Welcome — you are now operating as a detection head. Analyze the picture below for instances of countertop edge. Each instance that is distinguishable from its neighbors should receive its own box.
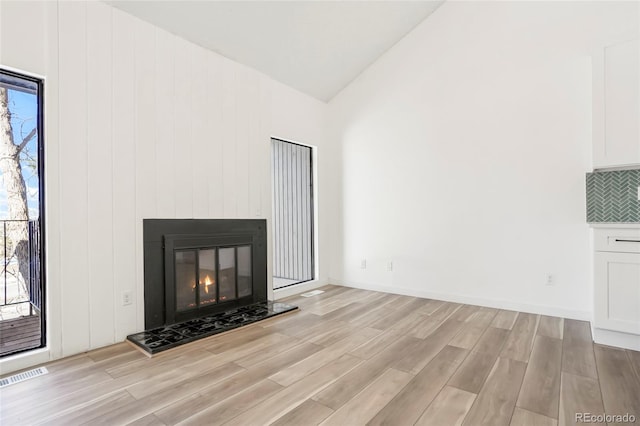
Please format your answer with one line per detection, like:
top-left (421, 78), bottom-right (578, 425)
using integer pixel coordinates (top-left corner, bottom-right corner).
top-left (588, 223), bottom-right (640, 229)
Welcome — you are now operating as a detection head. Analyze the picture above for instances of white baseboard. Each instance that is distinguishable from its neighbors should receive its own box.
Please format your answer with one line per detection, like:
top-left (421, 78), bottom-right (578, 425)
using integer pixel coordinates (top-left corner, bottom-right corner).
top-left (273, 279), bottom-right (327, 300)
top-left (592, 328), bottom-right (640, 351)
top-left (330, 278), bottom-right (591, 322)
top-left (0, 347), bottom-right (51, 376)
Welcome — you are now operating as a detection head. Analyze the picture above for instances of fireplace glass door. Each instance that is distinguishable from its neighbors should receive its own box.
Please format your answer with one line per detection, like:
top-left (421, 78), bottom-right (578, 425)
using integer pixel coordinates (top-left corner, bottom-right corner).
top-left (199, 249), bottom-right (217, 306)
top-left (174, 245), bottom-right (252, 314)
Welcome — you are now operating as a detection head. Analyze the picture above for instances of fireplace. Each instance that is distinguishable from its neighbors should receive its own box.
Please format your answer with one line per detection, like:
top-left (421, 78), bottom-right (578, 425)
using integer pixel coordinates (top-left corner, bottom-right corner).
top-left (143, 219), bottom-right (268, 329)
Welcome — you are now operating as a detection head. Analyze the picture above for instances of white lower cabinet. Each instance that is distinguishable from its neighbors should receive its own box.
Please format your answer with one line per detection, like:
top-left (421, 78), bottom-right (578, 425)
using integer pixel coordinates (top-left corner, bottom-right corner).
top-left (594, 251), bottom-right (640, 334)
top-left (593, 227), bottom-right (640, 349)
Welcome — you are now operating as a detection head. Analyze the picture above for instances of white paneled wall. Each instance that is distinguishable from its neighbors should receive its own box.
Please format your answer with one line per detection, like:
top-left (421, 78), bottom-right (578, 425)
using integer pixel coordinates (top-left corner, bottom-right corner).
top-left (0, 0), bottom-right (329, 372)
top-left (87, 1), bottom-right (114, 349)
top-left (58, 0), bottom-right (90, 356)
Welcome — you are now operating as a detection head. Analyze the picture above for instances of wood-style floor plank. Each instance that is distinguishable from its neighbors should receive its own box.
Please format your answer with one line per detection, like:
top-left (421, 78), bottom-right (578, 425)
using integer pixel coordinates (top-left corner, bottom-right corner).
top-left (462, 357), bottom-right (527, 426)
top-left (1, 285), bottom-right (638, 426)
top-left (156, 342), bottom-right (323, 425)
top-left (593, 344), bottom-right (640, 424)
top-left (561, 320), bottom-right (598, 379)
top-left (417, 299), bottom-right (445, 315)
top-left (500, 313), bottom-right (539, 363)
top-left (491, 310), bottom-right (519, 330)
top-left (628, 349), bottom-right (640, 382)
top-left (271, 399), bottom-right (334, 426)
top-left (175, 379), bottom-right (283, 426)
top-left (320, 368), bottom-right (413, 426)
top-left (367, 345), bottom-right (469, 426)
top-left (269, 327), bottom-right (378, 386)
top-left (449, 305), bottom-right (481, 322)
top-left (393, 318), bottom-right (465, 375)
top-left (311, 335), bottom-right (422, 410)
top-left (414, 385), bottom-right (476, 426)
top-left (473, 327), bottom-right (510, 355)
top-left (35, 390), bottom-right (137, 425)
top-left (448, 350), bottom-right (499, 394)
top-left (128, 413), bottom-right (167, 426)
top-left (558, 372), bottom-right (605, 426)
top-left (406, 316), bottom-right (442, 339)
top-left (430, 302), bottom-right (462, 321)
top-left (348, 329), bottom-right (402, 359)
top-left (224, 354), bottom-right (362, 425)
top-left (537, 316), bottom-right (564, 340)
top-left (450, 322), bottom-right (491, 350)
top-left (94, 363), bottom-right (246, 425)
top-left (510, 407), bottom-right (557, 426)
top-left (516, 335), bottom-right (562, 419)
top-left (388, 310), bottom-right (429, 334)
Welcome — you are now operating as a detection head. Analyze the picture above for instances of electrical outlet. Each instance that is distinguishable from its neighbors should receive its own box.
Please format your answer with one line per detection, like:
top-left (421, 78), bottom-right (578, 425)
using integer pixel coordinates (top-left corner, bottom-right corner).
top-left (387, 261), bottom-right (393, 272)
top-left (360, 259), bottom-right (367, 269)
top-left (546, 274), bottom-right (555, 286)
top-left (123, 291), bottom-right (133, 306)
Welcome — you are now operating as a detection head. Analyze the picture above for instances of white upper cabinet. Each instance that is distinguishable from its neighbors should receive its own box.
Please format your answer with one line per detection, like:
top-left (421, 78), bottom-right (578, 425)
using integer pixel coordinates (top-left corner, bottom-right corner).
top-left (593, 39), bottom-right (640, 169)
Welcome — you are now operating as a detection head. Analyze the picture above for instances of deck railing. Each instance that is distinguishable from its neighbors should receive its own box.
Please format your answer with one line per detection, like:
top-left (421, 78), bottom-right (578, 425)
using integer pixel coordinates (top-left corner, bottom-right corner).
top-left (0, 219), bottom-right (41, 313)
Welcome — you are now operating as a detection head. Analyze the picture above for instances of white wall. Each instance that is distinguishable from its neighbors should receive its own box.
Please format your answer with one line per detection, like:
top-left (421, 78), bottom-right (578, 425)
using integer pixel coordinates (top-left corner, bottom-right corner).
top-left (328, 1), bottom-right (638, 319)
top-left (0, 0), bottom-right (329, 373)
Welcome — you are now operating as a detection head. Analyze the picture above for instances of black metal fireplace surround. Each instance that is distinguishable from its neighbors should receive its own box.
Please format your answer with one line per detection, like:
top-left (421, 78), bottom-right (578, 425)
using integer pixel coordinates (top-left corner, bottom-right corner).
top-left (127, 219), bottom-right (296, 355)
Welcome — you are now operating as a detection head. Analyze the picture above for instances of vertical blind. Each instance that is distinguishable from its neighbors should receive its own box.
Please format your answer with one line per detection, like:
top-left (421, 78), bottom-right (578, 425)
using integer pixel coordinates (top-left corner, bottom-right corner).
top-left (271, 138), bottom-right (314, 286)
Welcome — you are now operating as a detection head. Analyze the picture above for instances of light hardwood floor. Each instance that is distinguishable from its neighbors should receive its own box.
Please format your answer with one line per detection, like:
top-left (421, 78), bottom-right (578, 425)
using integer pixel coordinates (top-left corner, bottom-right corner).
top-left (1, 285), bottom-right (639, 426)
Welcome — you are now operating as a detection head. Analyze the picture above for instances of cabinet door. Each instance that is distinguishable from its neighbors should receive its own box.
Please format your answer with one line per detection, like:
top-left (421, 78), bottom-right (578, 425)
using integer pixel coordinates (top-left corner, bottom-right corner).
top-left (593, 39), bottom-right (640, 168)
top-left (594, 251), bottom-right (640, 334)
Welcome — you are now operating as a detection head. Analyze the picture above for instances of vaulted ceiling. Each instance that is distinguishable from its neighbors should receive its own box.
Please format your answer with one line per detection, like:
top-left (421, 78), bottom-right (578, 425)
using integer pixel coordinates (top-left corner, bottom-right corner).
top-left (107, 1), bottom-right (444, 102)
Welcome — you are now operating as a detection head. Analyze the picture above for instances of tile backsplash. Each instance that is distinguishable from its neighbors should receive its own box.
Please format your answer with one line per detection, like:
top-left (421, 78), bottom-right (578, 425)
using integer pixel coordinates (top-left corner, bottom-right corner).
top-left (586, 169), bottom-right (640, 223)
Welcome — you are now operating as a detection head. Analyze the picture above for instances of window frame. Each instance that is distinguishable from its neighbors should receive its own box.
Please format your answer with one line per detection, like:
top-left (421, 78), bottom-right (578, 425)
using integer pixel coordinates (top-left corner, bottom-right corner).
top-left (0, 67), bottom-right (47, 355)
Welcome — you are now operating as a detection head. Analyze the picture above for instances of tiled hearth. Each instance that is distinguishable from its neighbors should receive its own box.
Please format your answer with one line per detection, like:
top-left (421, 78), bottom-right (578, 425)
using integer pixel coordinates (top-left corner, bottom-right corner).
top-left (127, 301), bottom-right (297, 355)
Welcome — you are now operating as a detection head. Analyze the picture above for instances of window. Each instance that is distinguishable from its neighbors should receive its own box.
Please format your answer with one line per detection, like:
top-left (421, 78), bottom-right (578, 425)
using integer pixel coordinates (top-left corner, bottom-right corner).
top-left (0, 69), bottom-right (45, 357)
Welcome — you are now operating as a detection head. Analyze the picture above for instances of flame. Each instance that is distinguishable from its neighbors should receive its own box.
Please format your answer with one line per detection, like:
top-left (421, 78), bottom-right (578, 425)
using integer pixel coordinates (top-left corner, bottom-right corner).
top-left (201, 275), bottom-right (214, 294)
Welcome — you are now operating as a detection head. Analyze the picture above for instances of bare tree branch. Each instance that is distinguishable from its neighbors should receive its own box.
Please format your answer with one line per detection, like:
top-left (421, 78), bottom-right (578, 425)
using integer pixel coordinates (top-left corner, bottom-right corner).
top-left (16, 127), bottom-right (36, 153)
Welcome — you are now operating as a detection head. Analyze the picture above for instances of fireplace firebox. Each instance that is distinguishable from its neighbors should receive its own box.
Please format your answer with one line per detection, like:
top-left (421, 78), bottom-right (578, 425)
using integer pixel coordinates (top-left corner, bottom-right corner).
top-left (143, 219), bottom-right (268, 329)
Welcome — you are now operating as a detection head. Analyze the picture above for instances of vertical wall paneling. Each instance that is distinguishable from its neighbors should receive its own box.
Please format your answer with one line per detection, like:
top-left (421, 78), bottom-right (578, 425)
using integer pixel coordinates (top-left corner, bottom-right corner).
top-left (222, 59), bottom-right (238, 218)
top-left (206, 53), bottom-right (224, 218)
top-left (191, 45), bottom-right (209, 218)
top-left (112, 9), bottom-right (137, 340)
top-left (0, 1), bottom-right (47, 75)
top-left (58, 0), bottom-right (90, 355)
top-left (173, 37), bottom-right (194, 218)
top-left (154, 29), bottom-right (176, 218)
top-left (0, 1), bottom-right (329, 371)
top-left (272, 139), bottom-right (314, 285)
top-left (86, 1), bottom-right (115, 348)
top-left (247, 73), bottom-right (261, 219)
top-left (235, 66), bottom-right (251, 218)
top-left (134, 20), bottom-right (157, 331)
top-left (44, 0), bottom-right (63, 359)
top-left (260, 79), bottom-right (273, 297)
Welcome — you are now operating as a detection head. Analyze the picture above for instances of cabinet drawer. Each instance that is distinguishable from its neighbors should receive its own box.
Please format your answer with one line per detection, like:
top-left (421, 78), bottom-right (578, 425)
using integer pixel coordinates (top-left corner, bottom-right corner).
top-left (594, 228), bottom-right (640, 253)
